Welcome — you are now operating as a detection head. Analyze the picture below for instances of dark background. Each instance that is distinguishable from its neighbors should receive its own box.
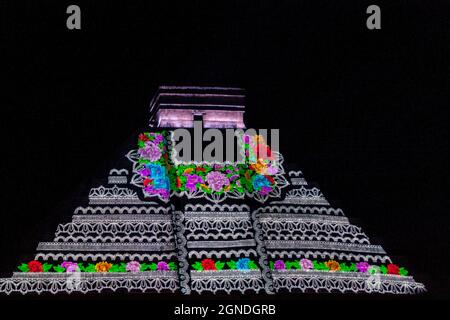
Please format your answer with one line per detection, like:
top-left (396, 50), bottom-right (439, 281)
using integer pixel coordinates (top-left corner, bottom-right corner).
top-left (0, 0), bottom-right (449, 307)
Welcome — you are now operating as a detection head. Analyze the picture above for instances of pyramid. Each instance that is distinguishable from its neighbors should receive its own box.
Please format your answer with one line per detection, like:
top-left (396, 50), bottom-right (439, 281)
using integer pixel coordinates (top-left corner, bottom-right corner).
top-left (0, 86), bottom-right (425, 295)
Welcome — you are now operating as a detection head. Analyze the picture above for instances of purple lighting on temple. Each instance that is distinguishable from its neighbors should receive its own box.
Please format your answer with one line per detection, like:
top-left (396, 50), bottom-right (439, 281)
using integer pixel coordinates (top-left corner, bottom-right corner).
top-left (149, 86), bottom-right (246, 128)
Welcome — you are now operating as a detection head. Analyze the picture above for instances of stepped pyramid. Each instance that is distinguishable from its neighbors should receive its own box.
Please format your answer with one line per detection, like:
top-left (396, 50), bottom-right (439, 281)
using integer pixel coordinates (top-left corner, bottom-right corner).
top-left (0, 86), bottom-right (425, 295)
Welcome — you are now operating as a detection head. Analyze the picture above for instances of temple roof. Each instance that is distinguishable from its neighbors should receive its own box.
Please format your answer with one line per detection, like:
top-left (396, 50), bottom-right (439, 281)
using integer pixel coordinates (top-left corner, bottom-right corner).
top-left (149, 86), bottom-right (245, 127)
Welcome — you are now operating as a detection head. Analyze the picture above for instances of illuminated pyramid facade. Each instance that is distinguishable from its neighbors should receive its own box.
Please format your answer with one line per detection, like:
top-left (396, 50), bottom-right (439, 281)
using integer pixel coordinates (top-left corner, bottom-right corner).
top-left (0, 86), bottom-right (425, 295)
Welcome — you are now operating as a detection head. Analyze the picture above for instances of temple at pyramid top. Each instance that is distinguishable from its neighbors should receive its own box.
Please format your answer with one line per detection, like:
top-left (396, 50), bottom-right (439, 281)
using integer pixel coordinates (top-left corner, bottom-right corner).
top-left (149, 86), bottom-right (246, 128)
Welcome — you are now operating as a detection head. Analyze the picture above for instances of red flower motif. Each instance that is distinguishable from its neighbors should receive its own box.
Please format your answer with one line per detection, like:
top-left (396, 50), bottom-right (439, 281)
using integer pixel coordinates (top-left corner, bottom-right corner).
top-left (139, 133), bottom-right (149, 142)
top-left (253, 145), bottom-right (273, 160)
top-left (265, 175), bottom-right (275, 184)
top-left (28, 260), bottom-right (43, 273)
top-left (176, 177), bottom-right (181, 189)
top-left (387, 264), bottom-right (400, 275)
top-left (196, 167), bottom-right (206, 172)
top-left (201, 259), bottom-right (216, 271)
top-left (143, 178), bottom-right (152, 187)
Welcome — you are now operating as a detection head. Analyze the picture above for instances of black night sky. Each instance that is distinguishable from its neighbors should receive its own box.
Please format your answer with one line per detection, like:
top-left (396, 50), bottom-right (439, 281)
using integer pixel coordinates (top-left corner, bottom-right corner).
top-left (0, 0), bottom-right (449, 311)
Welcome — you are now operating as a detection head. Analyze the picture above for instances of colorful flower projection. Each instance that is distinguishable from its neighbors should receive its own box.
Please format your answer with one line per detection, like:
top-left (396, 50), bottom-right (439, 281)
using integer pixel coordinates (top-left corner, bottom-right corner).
top-left (19, 259), bottom-right (408, 277)
top-left (137, 133), bottom-right (171, 200)
top-left (191, 258), bottom-right (259, 271)
top-left (134, 131), bottom-right (288, 202)
top-left (189, 258), bottom-right (408, 276)
top-left (269, 259), bottom-right (409, 276)
top-left (17, 260), bottom-right (177, 273)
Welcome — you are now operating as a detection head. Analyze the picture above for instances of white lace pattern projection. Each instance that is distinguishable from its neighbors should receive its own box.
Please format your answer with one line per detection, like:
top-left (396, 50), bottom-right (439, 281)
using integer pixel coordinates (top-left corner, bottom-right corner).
top-left (0, 272), bottom-right (179, 295)
top-left (271, 187), bottom-right (330, 205)
top-left (88, 185), bottom-right (155, 205)
top-left (271, 270), bottom-right (425, 294)
top-left (190, 270), bottom-right (265, 294)
top-left (0, 124), bottom-right (426, 296)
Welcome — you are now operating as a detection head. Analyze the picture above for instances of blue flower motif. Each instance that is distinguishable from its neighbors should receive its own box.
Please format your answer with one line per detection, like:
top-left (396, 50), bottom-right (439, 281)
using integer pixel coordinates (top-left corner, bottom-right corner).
top-left (236, 258), bottom-right (250, 270)
top-left (252, 174), bottom-right (270, 190)
top-left (146, 163), bottom-right (166, 179)
top-left (153, 177), bottom-right (170, 190)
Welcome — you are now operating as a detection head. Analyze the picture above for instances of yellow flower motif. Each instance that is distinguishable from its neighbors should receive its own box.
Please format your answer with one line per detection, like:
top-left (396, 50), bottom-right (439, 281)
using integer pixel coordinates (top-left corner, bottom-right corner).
top-left (200, 184), bottom-right (210, 190)
top-left (325, 260), bottom-right (340, 272)
top-left (95, 261), bottom-right (112, 273)
top-left (184, 168), bottom-right (194, 174)
top-left (224, 185), bottom-right (231, 191)
top-left (250, 158), bottom-right (268, 174)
